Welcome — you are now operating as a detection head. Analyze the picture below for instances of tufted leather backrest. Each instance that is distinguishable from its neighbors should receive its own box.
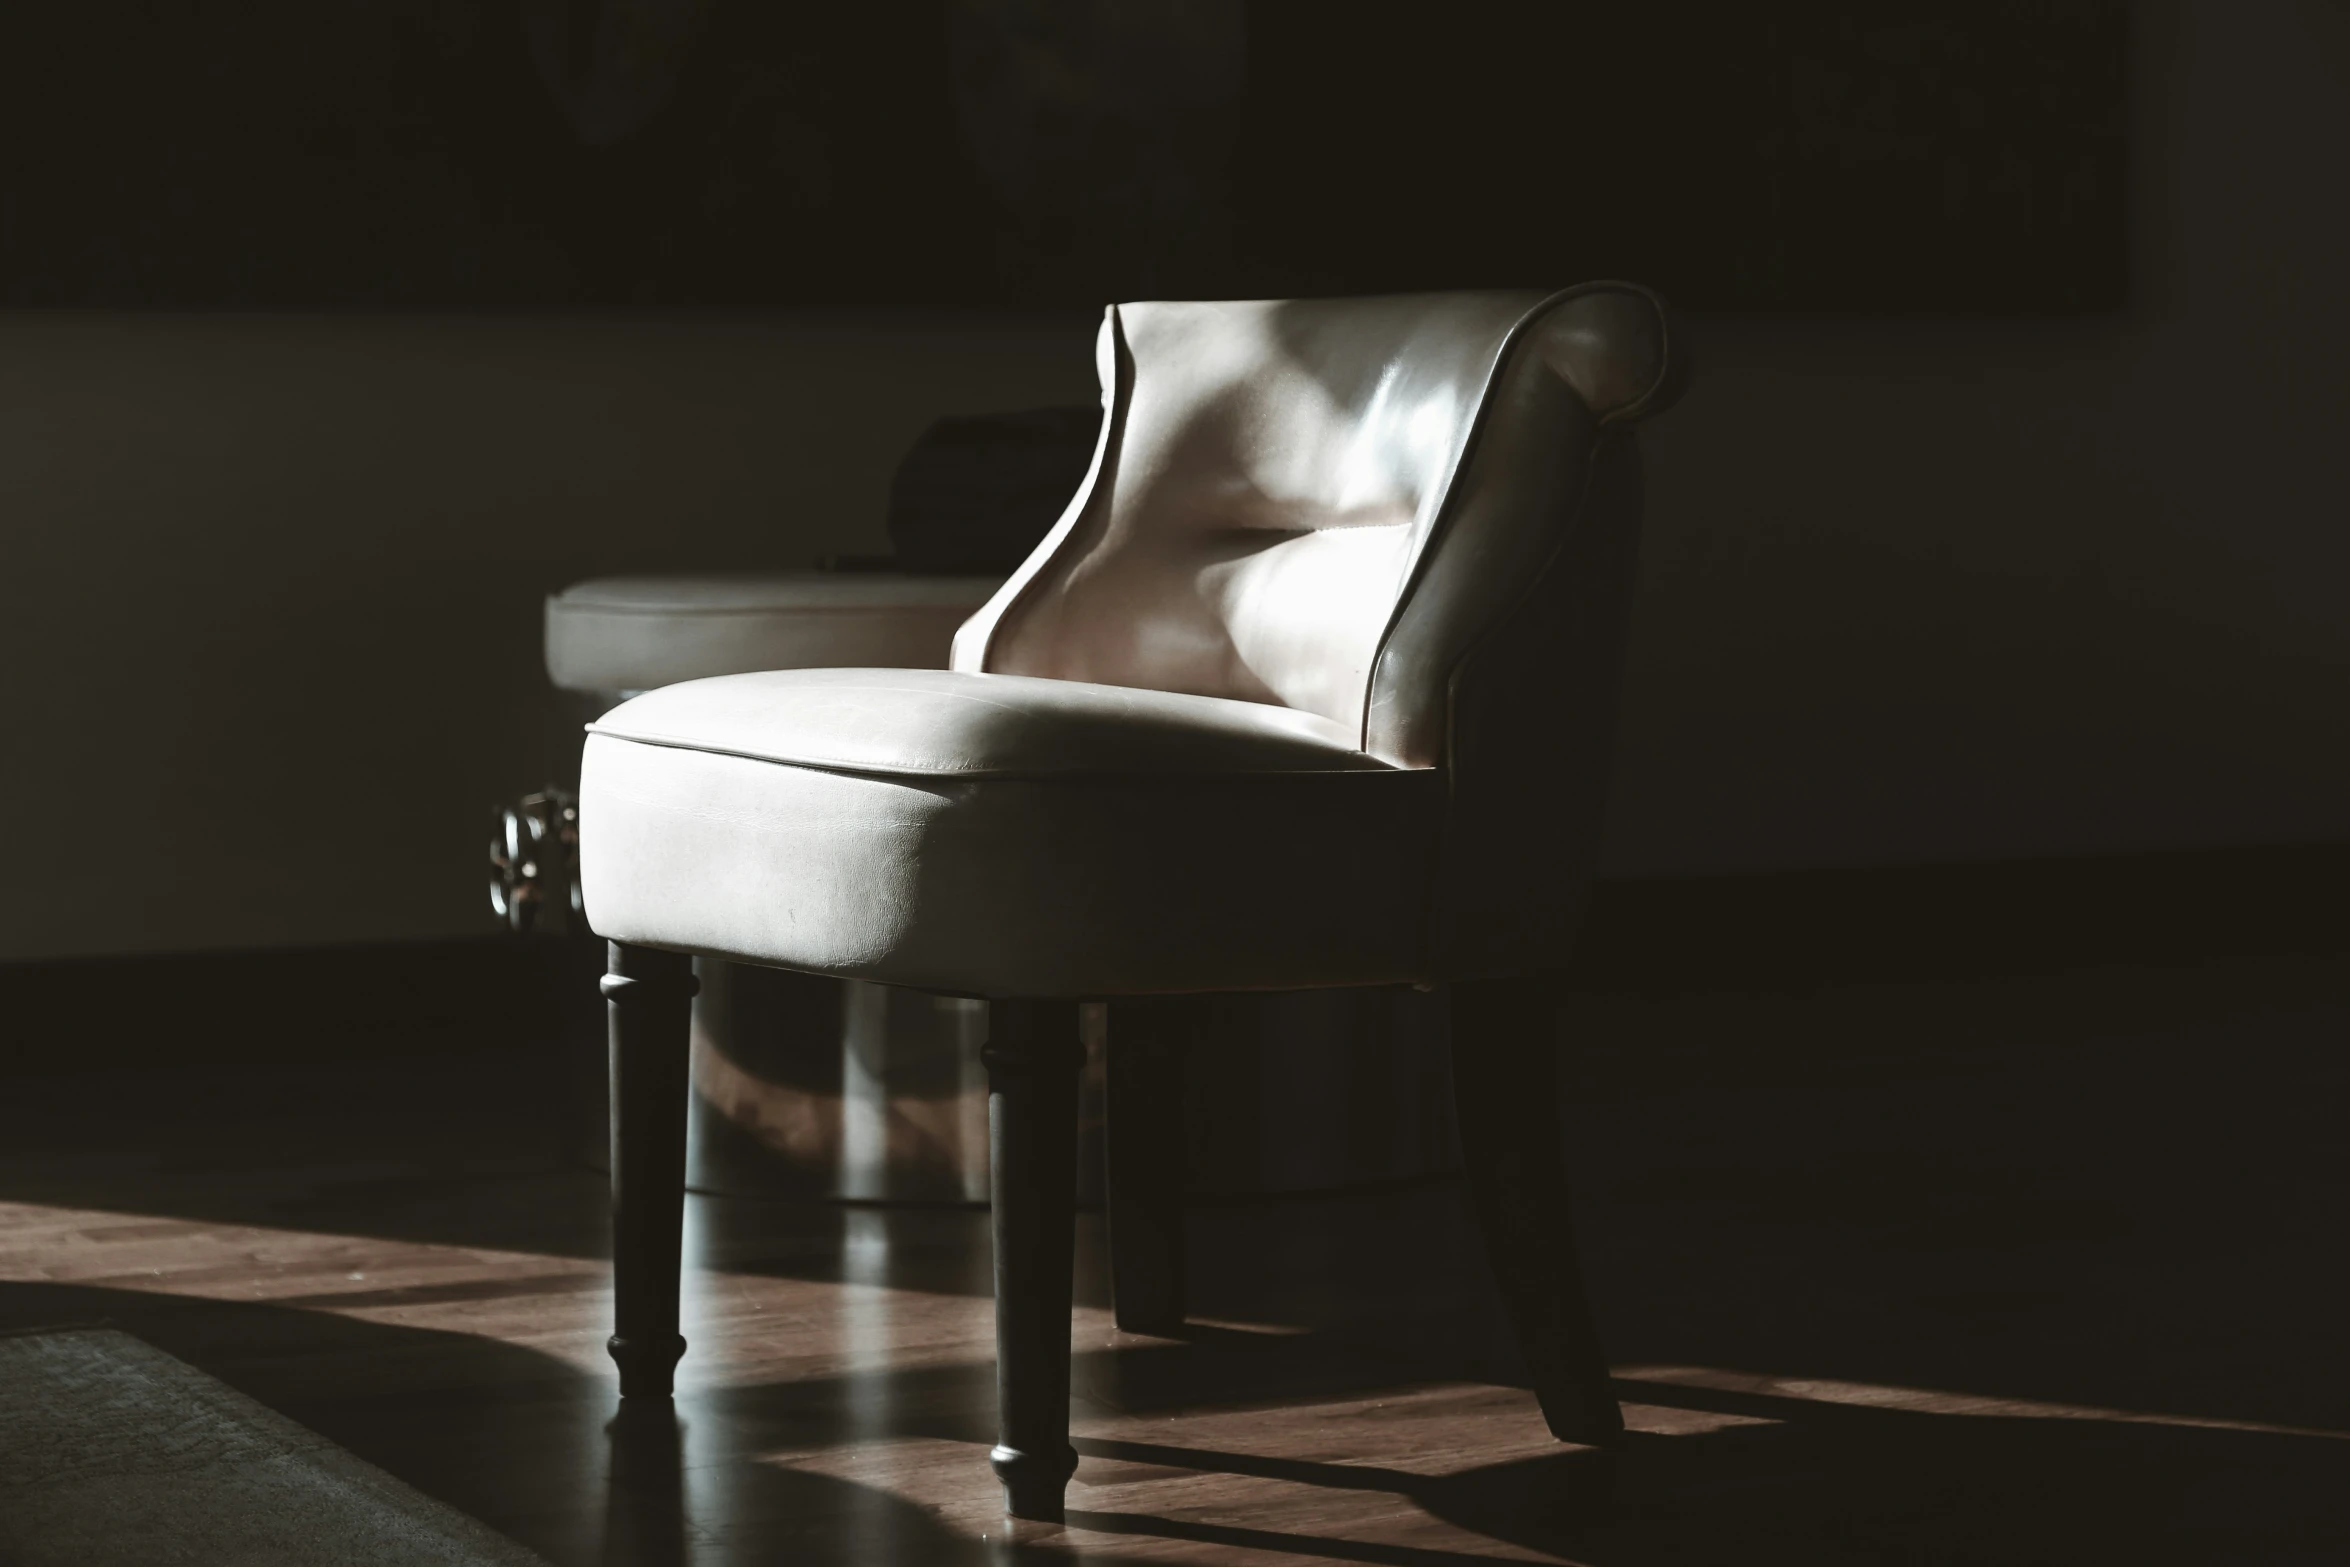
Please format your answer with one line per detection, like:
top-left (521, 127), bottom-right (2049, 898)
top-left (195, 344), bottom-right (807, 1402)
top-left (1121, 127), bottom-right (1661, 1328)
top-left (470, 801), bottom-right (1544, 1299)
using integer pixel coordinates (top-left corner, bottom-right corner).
top-left (953, 284), bottom-right (1688, 973)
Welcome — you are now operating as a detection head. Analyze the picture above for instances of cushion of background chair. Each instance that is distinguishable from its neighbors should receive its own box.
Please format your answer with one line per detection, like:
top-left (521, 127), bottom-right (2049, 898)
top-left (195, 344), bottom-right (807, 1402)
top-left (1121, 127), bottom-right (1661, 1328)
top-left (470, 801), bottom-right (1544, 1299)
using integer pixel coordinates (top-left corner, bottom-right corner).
top-left (589, 666), bottom-right (1394, 777)
top-left (544, 573), bottom-right (1000, 694)
top-left (579, 668), bottom-right (1441, 997)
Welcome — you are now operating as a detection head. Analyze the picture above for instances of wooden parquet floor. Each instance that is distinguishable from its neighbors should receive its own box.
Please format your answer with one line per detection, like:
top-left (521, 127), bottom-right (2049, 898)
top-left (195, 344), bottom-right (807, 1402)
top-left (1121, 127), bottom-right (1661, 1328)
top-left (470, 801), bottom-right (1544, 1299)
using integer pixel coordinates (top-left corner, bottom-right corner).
top-left (1, 950), bottom-right (2345, 1564)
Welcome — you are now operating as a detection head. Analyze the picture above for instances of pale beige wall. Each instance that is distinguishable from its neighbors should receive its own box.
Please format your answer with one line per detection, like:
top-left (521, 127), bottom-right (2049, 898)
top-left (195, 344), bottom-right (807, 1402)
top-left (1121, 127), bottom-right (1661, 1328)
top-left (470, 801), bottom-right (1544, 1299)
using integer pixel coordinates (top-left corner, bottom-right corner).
top-left (2, 1), bottom-right (2345, 960)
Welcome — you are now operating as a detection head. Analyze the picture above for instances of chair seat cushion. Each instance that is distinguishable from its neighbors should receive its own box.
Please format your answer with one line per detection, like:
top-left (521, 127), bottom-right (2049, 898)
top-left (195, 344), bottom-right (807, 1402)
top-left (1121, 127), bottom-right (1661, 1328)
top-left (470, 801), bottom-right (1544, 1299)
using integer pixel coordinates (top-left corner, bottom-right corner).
top-left (579, 669), bottom-right (1440, 997)
top-left (544, 573), bottom-right (1001, 694)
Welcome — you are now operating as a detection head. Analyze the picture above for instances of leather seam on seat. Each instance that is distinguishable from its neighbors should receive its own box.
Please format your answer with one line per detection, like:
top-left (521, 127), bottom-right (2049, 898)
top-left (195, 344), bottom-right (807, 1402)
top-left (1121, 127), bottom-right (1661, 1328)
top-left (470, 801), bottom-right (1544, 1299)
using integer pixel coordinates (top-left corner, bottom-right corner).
top-left (552, 605), bottom-right (981, 616)
top-left (593, 674), bottom-right (1364, 737)
top-left (583, 729), bottom-right (1417, 782)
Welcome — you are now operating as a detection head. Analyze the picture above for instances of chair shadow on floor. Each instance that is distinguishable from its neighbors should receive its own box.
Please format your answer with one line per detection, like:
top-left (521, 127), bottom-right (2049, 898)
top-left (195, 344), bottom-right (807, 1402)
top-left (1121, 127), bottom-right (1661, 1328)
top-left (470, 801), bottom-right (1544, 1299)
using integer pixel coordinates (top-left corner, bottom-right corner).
top-left (1059, 1399), bottom-right (2350, 1567)
top-left (677, 1322), bottom-right (2350, 1567)
top-left (3, 1278), bottom-right (2345, 1566)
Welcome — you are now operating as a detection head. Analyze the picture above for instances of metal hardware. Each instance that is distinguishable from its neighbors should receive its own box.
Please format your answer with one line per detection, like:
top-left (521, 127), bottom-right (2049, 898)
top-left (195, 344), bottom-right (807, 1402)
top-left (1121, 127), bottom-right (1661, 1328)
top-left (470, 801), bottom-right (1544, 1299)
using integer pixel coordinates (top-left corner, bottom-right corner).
top-left (488, 787), bottom-right (580, 935)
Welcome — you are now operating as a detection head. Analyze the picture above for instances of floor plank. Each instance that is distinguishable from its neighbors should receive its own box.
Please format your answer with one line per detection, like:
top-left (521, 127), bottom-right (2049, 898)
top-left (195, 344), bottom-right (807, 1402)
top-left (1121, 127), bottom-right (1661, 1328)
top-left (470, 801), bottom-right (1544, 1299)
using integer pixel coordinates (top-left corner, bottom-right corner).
top-left (1, 950), bottom-right (2345, 1563)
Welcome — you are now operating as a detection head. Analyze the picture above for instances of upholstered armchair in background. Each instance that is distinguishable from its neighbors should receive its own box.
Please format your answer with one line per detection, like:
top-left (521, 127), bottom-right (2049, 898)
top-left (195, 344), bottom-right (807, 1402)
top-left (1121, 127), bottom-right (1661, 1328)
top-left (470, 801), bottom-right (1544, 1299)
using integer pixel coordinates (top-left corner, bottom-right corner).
top-left (577, 283), bottom-right (1689, 1520)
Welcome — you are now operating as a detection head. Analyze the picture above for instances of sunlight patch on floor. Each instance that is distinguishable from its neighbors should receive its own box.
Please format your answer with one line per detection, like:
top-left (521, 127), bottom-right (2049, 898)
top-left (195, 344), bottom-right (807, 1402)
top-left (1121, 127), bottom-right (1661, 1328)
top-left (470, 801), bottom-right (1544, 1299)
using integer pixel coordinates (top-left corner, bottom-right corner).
top-left (1617, 1364), bottom-right (2350, 1441)
top-left (755, 1379), bottom-right (1777, 1565)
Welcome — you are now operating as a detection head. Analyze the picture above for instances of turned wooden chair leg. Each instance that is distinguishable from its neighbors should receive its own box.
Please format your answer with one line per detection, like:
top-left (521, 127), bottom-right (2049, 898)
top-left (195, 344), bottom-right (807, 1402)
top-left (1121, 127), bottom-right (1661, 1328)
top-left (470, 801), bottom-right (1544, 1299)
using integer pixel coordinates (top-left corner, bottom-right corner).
top-left (1103, 997), bottom-right (1189, 1335)
top-left (1449, 974), bottom-right (1622, 1447)
top-left (984, 998), bottom-right (1086, 1521)
top-left (604, 941), bottom-right (697, 1400)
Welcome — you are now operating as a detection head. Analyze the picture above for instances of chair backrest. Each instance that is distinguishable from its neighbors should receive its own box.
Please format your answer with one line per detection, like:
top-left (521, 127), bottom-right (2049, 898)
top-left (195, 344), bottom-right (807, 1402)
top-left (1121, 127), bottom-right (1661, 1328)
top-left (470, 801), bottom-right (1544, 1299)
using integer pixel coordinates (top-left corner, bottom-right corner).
top-left (953, 284), bottom-right (1689, 975)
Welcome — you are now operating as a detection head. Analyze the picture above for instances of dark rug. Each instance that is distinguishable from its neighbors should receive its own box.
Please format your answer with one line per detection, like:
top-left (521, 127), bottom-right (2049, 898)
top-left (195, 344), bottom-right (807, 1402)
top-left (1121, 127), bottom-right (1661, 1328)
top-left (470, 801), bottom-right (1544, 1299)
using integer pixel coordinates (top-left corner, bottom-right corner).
top-left (0, 1327), bottom-right (546, 1566)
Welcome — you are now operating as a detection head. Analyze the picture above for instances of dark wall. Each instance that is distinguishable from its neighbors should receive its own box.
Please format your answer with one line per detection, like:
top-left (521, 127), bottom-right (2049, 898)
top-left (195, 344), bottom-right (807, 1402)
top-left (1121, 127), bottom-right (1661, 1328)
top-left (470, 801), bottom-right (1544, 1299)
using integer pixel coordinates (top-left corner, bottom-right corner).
top-left (1, 1), bottom-right (2344, 960)
top-left (1, 2), bottom-right (2128, 313)
top-left (0, 314), bottom-right (1100, 960)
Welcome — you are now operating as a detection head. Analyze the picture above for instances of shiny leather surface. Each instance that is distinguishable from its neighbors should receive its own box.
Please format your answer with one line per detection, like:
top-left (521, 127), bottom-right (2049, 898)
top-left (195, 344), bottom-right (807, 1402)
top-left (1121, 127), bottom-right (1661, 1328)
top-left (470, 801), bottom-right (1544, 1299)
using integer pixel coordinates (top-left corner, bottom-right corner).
top-left (588, 667), bottom-right (1385, 779)
top-left (954, 283), bottom-right (1685, 976)
top-left (583, 284), bottom-right (1687, 992)
top-left (955, 285), bottom-right (1682, 764)
top-left (545, 573), bottom-right (1000, 693)
top-left (1371, 289), bottom-right (1676, 970)
top-left (580, 723), bottom-right (1438, 996)
top-left (956, 293), bottom-right (1533, 738)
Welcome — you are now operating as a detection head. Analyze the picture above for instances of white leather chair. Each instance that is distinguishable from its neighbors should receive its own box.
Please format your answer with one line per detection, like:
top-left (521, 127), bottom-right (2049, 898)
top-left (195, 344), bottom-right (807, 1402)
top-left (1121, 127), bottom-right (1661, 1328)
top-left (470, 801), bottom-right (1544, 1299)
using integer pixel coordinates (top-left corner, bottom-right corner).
top-left (525, 571), bottom-right (1006, 1197)
top-left (494, 572), bottom-right (1004, 936)
top-left (578, 284), bottom-right (1690, 1520)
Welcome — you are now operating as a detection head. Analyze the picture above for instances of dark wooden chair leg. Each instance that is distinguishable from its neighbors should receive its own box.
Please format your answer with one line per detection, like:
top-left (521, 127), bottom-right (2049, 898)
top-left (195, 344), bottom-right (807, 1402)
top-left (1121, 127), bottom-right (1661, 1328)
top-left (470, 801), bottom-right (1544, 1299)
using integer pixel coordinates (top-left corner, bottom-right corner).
top-left (603, 941), bottom-right (697, 1401)
top-left (1449, 974), bottom-right (1622, 1447)
top-left (983, 998), bottom-right (1086, 1521)
top-left (1103, 998), bottom-right (1189, 1335)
